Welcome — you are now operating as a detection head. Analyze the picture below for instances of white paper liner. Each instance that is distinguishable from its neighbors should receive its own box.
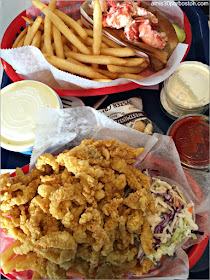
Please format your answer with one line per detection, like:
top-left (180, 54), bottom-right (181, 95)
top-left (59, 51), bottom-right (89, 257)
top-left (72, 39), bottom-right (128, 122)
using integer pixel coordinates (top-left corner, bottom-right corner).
top-left (0, 0), bottom-right (189, 89)
top-left (29, 106), bottom-right (158, 167)
top-left (0, 43), bottom-right (188, 89)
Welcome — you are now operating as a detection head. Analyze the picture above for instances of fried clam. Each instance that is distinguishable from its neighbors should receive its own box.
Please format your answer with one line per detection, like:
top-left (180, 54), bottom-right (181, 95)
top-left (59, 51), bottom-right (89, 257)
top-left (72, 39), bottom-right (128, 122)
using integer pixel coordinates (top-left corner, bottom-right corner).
top-left (1, 138), bottom-right (158, 279)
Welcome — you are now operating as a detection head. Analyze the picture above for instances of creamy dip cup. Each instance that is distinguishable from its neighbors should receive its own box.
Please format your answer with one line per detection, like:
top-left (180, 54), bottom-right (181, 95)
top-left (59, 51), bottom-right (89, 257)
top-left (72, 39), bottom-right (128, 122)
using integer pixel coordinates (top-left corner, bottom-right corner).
top-left (161, 61), bottom-right (209, 119)
top-left (1, 80), bottom-right (63, 153)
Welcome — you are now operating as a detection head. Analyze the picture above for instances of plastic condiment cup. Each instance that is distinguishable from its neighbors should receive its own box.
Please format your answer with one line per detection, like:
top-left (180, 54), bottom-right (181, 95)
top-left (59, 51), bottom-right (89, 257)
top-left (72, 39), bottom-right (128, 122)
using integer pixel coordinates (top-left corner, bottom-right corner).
top-left (167, 114), bottom-right (209, 171)
top-left (1, 80), bottom-right (63, 153)
top-left (161, 61), bottom-right (209, 119)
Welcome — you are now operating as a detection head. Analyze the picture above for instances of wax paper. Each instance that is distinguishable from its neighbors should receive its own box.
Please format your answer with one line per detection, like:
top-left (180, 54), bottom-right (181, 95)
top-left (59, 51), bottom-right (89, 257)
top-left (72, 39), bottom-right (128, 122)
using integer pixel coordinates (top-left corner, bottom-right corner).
top-left (0, 0), bottom-right (188, 89)
top-left (1, 106), bottom-right (209, 280)
top-left (29, 106), bottom-right (158, 167)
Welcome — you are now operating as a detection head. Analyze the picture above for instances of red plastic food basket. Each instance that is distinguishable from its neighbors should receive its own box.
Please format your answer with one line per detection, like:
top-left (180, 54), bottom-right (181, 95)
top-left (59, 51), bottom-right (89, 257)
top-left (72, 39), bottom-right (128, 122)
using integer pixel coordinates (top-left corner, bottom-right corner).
top-left (1, 6), bottom-right (192, 97)
top-left (1, 162), bottom-right (208, 280)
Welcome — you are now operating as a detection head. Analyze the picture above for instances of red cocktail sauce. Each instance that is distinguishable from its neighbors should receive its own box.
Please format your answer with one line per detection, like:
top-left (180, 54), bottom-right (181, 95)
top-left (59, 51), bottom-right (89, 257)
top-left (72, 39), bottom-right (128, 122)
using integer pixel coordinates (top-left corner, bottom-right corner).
top-left (168, 116), bottom-right (209, 168)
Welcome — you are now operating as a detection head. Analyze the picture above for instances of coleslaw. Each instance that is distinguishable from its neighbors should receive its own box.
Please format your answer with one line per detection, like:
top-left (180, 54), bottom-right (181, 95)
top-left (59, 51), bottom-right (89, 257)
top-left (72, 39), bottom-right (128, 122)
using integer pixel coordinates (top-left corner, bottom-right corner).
top-left (138, 173), bottom-right (202, 265)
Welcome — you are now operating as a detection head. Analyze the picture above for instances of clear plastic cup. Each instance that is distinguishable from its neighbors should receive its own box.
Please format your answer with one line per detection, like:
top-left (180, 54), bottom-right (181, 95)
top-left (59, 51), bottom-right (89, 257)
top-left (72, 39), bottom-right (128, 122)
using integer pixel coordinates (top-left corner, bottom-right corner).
top-left (161, 61), bottom-right (209, 119)
top-left (167, 114), bottom-right (209, 171)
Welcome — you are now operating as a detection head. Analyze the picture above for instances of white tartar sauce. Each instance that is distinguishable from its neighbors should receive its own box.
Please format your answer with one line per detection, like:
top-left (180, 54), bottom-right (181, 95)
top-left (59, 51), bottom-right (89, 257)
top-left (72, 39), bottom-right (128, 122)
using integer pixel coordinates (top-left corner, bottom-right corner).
top-left (1, 80), bottom-right (62, 151)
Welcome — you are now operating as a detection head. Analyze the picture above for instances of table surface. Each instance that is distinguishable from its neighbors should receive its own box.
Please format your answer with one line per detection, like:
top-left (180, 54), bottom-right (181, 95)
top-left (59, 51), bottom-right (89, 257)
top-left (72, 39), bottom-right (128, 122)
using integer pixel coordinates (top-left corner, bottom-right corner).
top-left (1, 3), bottom-right (209, 280)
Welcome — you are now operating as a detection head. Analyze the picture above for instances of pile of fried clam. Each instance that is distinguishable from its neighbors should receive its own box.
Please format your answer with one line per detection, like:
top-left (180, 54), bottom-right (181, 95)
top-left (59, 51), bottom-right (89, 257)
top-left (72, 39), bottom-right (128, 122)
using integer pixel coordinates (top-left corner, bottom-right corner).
top-left (1, 139), bottom-right (156, 279)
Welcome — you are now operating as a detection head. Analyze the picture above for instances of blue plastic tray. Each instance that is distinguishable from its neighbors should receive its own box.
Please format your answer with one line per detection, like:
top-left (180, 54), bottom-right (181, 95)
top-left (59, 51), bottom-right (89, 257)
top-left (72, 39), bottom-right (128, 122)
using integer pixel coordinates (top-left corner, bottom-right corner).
top-left (1, 5), bottom-right (209, 279)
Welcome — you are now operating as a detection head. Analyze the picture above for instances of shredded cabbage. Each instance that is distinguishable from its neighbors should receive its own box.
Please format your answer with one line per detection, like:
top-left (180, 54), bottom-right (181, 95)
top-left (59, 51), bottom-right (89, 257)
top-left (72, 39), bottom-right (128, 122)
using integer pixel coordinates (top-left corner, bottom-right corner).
top-left (143, 176), bottom-right (200, 265)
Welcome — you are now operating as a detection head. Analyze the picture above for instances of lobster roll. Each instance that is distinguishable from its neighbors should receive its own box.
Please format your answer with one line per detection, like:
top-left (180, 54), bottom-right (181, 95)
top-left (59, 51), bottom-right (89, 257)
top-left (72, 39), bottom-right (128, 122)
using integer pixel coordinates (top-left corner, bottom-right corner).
top-left (91, 0), bottom-right (179, 71)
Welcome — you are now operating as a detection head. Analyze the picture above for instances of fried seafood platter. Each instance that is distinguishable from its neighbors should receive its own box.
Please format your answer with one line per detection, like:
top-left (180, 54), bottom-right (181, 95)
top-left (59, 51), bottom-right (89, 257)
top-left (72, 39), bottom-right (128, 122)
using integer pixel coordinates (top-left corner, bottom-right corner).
top-left (1, 139), bottom-right (199, 279)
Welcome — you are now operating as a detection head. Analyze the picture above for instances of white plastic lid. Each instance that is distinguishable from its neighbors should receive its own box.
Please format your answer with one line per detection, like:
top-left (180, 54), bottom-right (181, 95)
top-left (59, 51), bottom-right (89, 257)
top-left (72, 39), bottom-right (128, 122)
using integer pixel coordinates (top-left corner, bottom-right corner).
top-left (1, 80), bottom-right (63, 151)
top-left (165, 61), bottom-right (210, 109)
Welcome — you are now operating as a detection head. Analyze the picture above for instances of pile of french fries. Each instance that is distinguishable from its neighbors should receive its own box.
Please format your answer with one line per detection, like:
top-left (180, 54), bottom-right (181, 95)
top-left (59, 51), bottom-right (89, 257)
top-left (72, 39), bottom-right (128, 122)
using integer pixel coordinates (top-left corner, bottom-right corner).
top-left (1, 240), bottom-right (41, 279)
top-left (12, 0), bottom-right (148, 82)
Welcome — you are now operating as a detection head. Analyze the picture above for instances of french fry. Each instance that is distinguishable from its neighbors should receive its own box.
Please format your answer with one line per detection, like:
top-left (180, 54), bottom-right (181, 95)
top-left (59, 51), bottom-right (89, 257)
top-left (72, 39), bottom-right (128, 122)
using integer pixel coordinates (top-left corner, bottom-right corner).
top-left (54, 9), bottom-right (87, 39)
top-left (66, 57), bottom-right (84, 66)
top-left (128, 41), bottom-right (168, 64)
top-left (124, 57), bottom-right (147, 67)
top-left (24, 16), bottom-right (43, 46)
top-left (64, 42), bottom-right (79, 53)
top-left (101, 35), bottom-right (121, 48)
top-left (84, 28), bottom-right (93, 37)
top-left (22, 16), bottom-right (34, 25)
top-left (31, 1), bottom-right (90, 55)
top-left (41, 41), bottom-right (46, 53)
top-left (138, 61), bottom-right (149, 70)
top-left (94, 79), bottom-right (113, 82)
top-left (2, 255), bottom-right (27, 274)
top-left (41, 33), bottom-right (44, 43)
top-left (77, 19), bottom-right (82, 26)
top-left (48, 0), bottom-right (57, 9)
top-left (63, 44), bottom-right (79, 53)
top-left (100, 47), bottom-right (135, 57)
top-left (64, 51), bottom-right (128, 66)
top-left (63, 44), bottom-right (71, 52)
top-left (146, 51), bottom-right (168, 65)
top-left (87, 46), bottom-right (93, 53)
top-left (52, 42), bottom-right (55, 52)
top-left (107, 63), bottom-right (148, 73)
top-left (97, 69), bottom-right (118, 79)
top-left (84, 28), bottom-right (120, 48)
top-left (61, 35), bottom-right (67, 45)
top-left (71, 45), bottom-right (79, 53)
top-left (1, 240), bottom-right (21, 266)
top-left (80, 36), bottom-right (94, 47)
top-left (93, 0), bottom-right (102, 55)
top-left (32, 271), bottom-right (41, 279)
top-left (80, 37), bottom-right (108, 49)
top-left (16, 34), bottom-right (27, 48)
top-left (52, 25), bottom-right (65, 59)
top-left (117, 73), bottom-right (145, 80)
top-left (66, 57), bottom-right (117, 79)
top-left (44, 1), bottom-right (56, 56)
top-left (69, 27), bottom-right (77, 35)
top-left (100, 43), bottom-right (112, 49)
top-left (12, 27), bottom-right (28, 48)
top-left (31, 30), bottom-right (42, 48)
top-left (44, 55), bottom-right (108, 79)
top-left (67, 56), bottom-right (97, 75)
top-left (64, 39), bottom-right (73, 50)
top-left (22, 16), bottom-right (44, 31)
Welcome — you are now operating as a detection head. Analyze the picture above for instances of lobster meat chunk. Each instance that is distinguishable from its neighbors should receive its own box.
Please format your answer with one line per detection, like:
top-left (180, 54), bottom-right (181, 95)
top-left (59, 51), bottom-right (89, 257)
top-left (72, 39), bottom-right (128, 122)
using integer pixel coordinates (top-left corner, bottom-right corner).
top-left (101, 0), bottom-right (167, 49)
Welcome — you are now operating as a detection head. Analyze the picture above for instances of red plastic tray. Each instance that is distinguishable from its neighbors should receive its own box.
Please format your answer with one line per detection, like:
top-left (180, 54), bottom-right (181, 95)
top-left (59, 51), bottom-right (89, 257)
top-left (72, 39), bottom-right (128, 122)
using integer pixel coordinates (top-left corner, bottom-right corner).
top-left (1, 6), bottom-right (192, 97)
top-left (1, 162), bottom-right (208, 279)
